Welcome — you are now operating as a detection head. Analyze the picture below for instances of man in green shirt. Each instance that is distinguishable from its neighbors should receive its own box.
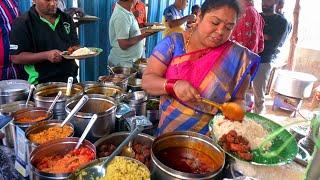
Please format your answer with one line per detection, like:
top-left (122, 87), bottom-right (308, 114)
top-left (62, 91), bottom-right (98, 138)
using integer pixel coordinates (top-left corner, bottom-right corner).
top-left (10, 0), bottom-right (79, 84)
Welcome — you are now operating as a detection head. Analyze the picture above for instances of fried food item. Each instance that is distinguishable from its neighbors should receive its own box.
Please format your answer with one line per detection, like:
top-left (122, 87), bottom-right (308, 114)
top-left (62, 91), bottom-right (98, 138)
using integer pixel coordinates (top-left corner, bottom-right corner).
top-left (219, 130), bottom-right (253, 161)
top-left (67, 46), bottom-right (79, 55)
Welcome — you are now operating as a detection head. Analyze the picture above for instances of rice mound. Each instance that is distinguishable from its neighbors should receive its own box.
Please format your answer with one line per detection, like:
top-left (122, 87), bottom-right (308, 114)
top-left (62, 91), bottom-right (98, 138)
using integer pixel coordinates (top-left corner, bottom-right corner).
top-left (213, 116), bottom-right (270, 149)
top-left (100, 156), bottom-right (150, 180)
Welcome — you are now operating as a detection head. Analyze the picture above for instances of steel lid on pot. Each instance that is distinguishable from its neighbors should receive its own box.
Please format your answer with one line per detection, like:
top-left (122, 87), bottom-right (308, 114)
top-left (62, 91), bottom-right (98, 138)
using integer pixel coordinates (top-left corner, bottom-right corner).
top-left (0, 79), bottom-right (30, 105)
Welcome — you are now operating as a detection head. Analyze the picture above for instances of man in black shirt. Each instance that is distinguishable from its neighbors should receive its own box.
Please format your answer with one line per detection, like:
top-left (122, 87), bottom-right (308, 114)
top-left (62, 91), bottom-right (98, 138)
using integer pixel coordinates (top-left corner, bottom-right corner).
top-left (10, 0), bottom-right (79, 84)
top-left (253, 0), bottom-right (289, 113)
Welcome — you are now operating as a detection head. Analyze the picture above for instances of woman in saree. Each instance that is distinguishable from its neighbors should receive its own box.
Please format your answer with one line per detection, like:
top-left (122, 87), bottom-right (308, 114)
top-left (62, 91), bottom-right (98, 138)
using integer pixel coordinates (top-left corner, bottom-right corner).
top-left (142, 0), bottom-right (260, 136)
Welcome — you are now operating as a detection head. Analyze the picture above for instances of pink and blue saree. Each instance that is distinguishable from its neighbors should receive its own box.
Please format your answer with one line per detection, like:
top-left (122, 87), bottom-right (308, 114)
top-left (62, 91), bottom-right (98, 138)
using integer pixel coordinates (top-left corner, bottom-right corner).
top-left (151, 33), bottom-right (260, 136)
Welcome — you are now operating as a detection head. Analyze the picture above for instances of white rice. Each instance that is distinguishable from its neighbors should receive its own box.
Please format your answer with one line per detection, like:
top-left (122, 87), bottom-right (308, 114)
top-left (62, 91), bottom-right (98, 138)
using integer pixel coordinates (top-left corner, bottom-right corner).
top-left (213, 116), bottom-right (270, 149)
top-left (71, 47), bottom-right (94, 56)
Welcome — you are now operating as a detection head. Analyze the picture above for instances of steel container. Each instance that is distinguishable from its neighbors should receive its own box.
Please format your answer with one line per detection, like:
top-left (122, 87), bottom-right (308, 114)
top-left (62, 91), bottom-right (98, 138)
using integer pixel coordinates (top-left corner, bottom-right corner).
top-left (29, 137), bottom-right (96, 180)
top-left (146, 98), bottom-right (160, 124)
top-left (0, 79), bottom-right (30, 105)
top-left (65, 94), bottom-right (117, 142)
top-left (128, 78), bottom-right (142, 92)
top-left (0, 100), bottom-right (35, 148)
top-left (34, 82), bottom-right (83, 120)
top-left (151, 131), bottom-right (225, 180)
top-left (124, 91), bottom-right (147, 116)
top-left (111, 66), bottom-right (137, 77)
top-left (274, 70), bottom-right (317, 98)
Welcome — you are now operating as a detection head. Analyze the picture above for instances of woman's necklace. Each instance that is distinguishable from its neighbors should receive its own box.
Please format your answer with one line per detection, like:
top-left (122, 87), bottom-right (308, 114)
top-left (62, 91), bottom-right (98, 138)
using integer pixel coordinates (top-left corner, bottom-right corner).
top-left (185, 28), bottom-right (195, 52)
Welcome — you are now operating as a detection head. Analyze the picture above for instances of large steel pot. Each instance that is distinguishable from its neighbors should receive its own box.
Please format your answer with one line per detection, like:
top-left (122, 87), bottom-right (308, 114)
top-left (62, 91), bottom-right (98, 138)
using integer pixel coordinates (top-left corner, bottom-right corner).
top-left (25, 120), bottom-right (74, 157)
top-left (0, 100), bottom-right (35, 148)
top-left (274, 70), bottom-right (317, 98)
top-left (65, 94), bottom-right (117, 142)
top-left (0, 79), bottom-right (30, 105)
top-left (29, 137), bottom-right (96, 180)
top-left (34, 82), bottom-right (83, 120)
top-left (151, 131), bottom-right (225, 180)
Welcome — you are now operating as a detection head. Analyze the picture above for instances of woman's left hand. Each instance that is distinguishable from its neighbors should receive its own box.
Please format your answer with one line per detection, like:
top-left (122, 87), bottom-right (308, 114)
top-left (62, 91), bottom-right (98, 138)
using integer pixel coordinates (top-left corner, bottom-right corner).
top-left (173, 80), bottom-right (201, 102)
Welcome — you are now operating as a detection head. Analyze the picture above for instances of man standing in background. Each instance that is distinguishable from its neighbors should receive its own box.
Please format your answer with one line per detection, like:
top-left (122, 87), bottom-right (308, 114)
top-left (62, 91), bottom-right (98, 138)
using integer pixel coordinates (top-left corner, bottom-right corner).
top-left (253, 0), bottom-right (289, 114)
top-left (231, 0), bottom-right (264, 54)
top-left (0, 0), bottom-right (21, 80)
top-left (163, 0), bottom-right (195, 37)
top-left (108, 0), bottom-right (154, 67)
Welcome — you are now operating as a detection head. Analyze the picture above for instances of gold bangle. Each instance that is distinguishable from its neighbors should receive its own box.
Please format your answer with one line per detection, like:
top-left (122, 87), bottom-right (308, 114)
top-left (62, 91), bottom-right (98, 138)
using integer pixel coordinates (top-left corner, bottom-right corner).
top-left (163, 79), bottom-right (168, 93)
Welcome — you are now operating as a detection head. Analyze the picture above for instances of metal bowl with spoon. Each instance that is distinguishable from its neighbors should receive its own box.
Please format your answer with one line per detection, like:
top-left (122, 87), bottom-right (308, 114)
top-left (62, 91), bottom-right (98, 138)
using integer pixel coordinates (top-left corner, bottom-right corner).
top-left (68, 125), bottom-right (144, 179)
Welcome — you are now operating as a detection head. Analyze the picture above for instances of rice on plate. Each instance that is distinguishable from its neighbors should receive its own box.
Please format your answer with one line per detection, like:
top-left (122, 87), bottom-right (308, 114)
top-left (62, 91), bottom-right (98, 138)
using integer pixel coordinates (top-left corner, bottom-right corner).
top-left (213, 115), bottom-right (271, 150)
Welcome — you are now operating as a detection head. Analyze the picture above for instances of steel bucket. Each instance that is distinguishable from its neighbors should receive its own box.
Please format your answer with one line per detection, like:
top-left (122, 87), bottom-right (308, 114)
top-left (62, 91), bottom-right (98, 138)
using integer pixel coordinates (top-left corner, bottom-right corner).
top-left (98, 74), bottom-right (129, 91)
top-left (65, 94), bottom-right (117, 142)
top-left (0, 79), bottom-right (30, 105)
top-left (34, 82), bottom-right (83, 120)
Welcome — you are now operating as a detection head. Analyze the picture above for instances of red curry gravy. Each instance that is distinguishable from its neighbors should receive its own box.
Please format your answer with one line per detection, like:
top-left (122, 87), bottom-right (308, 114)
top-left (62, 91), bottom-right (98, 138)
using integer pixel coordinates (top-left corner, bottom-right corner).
top-left (155, 147), bottom-right (222, 174)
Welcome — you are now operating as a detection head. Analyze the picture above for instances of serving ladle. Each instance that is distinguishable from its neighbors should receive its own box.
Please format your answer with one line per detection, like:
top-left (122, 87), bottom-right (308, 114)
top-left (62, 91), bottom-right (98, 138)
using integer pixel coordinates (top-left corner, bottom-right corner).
top-left (61, 95), bottom-right (89, 127)
top-left (201, 98), bottom-right (245, 122)
top-left (66, 77), bottom-right (73, 96)
top-left (46, 91), bottom-right (62, 114)
top-left (25, 85), bottom-right (35, 106)
top-left (69, 125), bottom-right (144, 179)
top-left (75, 114), bottom-right (98, 149)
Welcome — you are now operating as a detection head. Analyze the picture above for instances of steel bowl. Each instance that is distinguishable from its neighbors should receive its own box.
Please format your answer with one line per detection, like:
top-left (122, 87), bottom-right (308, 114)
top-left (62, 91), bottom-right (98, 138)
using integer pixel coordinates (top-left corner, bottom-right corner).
top-left (25, 120), bottom-right (74, 155)
top-left (29, 137), bottom-right (96, 180)
top-left (0, 100), bottom-right (35, 148)
top-left (0, 79), bottom-right (30, 105)
top-left (13, 107), bottom-right (53, 130)
top-left (151, 131), bottom-right (225, 180)
top-left (65, 94), bottom-right (117, 142)
top-left (84, 84), bottom-right (124, 100)
top-left (75, 81), bottom-right (101, 89)
top-left (110, 66), bottom-right (137, 77)
top-left (98, 74), bottom-right (129, 91)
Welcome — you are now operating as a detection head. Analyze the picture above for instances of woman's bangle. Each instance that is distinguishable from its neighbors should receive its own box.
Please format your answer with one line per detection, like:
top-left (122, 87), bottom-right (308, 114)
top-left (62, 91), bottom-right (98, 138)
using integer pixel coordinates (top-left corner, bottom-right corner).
top-left (165, 79), bottom-right (179, 98)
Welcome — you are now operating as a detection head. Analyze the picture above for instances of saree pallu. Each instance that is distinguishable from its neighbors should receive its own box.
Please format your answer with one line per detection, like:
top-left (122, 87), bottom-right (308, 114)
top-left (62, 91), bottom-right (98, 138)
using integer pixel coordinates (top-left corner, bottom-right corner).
top-left (156, 40), bottom-right (260, 136)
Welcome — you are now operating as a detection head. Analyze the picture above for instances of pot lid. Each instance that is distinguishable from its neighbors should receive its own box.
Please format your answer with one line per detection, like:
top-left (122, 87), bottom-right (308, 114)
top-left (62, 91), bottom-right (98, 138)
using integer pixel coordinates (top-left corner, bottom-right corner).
top-left (0, 80), bottom-right (30, 95)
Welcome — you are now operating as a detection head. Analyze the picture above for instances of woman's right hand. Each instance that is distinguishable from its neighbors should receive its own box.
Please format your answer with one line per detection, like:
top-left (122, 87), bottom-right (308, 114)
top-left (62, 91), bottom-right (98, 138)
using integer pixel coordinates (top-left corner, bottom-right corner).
top-left (173, 80), bottom-right (201, 102)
